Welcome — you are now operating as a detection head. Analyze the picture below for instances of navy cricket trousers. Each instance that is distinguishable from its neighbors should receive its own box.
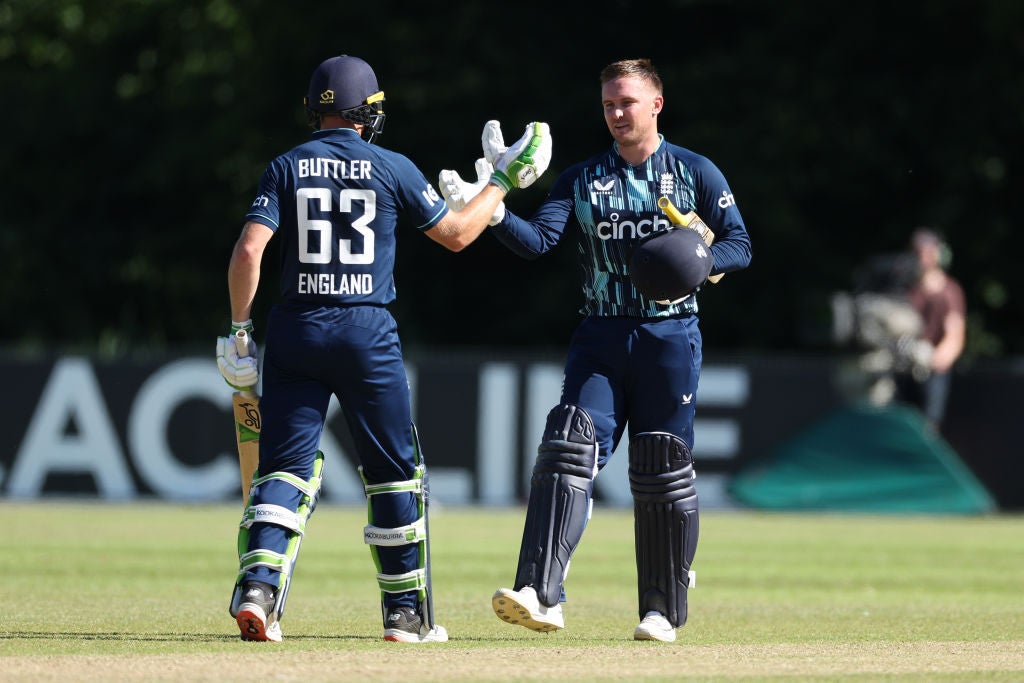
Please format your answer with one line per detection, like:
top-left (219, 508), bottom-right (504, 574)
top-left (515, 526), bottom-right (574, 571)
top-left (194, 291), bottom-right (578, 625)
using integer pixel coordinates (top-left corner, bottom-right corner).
top-left (560, 314), bottom-right (703, 469)
top-left (244, 302), bottom-right (419, 607)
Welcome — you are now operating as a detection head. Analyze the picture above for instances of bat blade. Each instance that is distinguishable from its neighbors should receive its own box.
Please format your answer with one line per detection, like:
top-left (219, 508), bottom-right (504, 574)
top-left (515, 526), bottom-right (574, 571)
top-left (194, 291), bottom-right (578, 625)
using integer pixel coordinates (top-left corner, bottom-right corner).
top-left (233, 329), bottom-right (261, 504)
top-left (233, 390), bottom-right (261, 504)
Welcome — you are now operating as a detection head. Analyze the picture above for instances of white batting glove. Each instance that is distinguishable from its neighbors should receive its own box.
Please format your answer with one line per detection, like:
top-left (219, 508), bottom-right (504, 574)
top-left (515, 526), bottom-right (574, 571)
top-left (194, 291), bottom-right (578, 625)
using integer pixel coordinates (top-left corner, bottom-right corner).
top-left (439, 158), bottom-right (506, 226)
top-left (482, 120), bottom-right (552, 192)
top-left (216, 321), bottom-right (259, 391)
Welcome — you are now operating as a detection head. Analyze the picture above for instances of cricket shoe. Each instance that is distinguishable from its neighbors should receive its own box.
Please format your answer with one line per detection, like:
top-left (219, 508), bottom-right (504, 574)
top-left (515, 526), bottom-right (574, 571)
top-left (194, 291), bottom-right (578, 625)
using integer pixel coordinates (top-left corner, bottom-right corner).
top-left (492, 586), bottom-right (564, 633)
top-left (236, 581), bottom-right (282, 642)
top-left (383, 606), bottom-right (449, 643)
top-left (633, 610), bottom-right (676, 642)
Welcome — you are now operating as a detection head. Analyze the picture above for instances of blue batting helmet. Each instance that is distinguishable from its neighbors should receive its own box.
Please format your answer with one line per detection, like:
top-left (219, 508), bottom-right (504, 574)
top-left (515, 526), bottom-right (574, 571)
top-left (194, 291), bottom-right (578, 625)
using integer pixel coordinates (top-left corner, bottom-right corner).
top-left (629, 228), bottom-right (714, 303)
top-left (304, 55), bottom-right (386, 141)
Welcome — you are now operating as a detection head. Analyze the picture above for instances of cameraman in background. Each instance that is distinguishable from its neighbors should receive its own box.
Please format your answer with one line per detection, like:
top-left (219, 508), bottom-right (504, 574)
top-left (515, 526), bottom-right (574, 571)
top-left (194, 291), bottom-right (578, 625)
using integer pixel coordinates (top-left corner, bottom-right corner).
top-left (893, 228), bottom-right (966, 430)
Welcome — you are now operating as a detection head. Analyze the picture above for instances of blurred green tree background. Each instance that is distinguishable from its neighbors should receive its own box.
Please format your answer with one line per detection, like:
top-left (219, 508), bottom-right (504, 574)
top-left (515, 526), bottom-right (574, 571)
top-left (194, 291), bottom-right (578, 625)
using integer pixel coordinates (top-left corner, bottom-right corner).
top-left (1, 0), bottom-right (1020, 358)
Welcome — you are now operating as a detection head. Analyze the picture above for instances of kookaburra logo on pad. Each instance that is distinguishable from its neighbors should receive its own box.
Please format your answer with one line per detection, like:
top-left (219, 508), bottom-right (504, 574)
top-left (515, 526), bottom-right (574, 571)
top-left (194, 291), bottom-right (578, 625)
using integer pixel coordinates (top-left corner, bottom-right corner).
top-left (320, 90), bottom-right (335, 104)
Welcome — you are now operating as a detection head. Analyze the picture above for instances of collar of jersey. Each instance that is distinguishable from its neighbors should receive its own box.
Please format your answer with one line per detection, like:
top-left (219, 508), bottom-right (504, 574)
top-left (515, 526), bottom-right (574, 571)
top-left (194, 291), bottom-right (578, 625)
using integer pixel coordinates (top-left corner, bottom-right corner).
top-left (313, 127), bottom-right (362, 139)
top-left (613, 134), bottom-right (665, 164)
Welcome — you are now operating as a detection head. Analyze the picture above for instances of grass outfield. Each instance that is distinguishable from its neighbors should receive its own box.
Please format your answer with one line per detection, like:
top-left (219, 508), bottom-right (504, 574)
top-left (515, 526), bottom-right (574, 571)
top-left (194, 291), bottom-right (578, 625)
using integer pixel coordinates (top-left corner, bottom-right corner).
top-left (1, 501), bottom-right (1022, 682)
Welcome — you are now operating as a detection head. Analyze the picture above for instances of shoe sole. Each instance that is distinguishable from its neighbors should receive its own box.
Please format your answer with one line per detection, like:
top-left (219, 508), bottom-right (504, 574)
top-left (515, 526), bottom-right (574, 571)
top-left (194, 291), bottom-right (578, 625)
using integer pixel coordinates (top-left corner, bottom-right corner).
top-left (633, 626), bottom-right (676, 643)
top-left (384, 626), bottom-right (449, 643)
top-left (236, 604), bottom-right (282, 642)
top-left (492, 591), bottom-right (563, 633)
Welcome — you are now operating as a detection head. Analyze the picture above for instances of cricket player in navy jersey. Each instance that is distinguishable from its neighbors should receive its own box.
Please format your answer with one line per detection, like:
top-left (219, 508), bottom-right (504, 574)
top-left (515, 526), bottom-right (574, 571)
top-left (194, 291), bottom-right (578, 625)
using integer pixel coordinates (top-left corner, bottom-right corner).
top-left (215, 54), bottom-right (551, 643)
top-left (441, 58), bottom-right (751, 642)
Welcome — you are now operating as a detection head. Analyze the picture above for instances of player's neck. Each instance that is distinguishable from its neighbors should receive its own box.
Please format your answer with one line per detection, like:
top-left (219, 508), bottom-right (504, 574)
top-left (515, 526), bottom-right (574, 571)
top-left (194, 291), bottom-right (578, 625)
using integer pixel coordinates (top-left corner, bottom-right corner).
top-left (615, 134), bottom-right (661, 166)
top-left (320, 115), bottom-right (360, 134)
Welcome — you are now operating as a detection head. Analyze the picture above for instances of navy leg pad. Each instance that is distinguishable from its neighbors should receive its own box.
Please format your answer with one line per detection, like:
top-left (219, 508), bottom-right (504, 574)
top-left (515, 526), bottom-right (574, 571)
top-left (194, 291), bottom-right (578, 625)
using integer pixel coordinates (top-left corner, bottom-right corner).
top-left (514, 404), bottom-right (598, 607)
top-left (629, 432), bottom-right (698, 628)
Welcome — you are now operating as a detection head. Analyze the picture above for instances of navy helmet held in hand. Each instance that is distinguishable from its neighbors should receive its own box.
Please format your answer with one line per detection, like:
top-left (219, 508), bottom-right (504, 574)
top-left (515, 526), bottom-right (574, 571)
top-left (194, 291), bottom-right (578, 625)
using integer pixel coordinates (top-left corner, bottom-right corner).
top-left (629, 228), bottom-right (714, 303)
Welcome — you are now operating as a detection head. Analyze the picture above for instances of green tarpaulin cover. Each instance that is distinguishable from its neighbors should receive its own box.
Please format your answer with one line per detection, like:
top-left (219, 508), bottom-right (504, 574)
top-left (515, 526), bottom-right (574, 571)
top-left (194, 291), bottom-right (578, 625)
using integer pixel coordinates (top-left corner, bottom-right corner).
top-left (729, 403), bottom-right (996, 513)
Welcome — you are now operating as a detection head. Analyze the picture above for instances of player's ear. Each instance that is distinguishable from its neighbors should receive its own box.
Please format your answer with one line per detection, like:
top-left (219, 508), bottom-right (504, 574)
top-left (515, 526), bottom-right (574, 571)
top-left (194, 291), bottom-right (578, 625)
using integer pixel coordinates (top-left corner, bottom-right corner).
top-left (652, 95), bottom-right (663, 116)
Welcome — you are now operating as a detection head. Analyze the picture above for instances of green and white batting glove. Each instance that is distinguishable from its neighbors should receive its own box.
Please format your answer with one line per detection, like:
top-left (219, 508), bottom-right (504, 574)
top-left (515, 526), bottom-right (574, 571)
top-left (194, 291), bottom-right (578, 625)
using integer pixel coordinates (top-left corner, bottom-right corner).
top-left (216, 319), bottom-right (259, 391)
top-left (482, 120), bottom-right (552, 192)
top-left (438, 157), bottom-right (506, 226)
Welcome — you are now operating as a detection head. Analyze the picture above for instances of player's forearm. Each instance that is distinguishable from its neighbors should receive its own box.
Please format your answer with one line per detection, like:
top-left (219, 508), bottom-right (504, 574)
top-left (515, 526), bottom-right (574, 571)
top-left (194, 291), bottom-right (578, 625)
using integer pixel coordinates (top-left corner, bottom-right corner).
top-left (430, 184), bottom-right (507, 252)
top-left (708, 231), bottom-right (752, 275)
top-left (488, 214), bottom-right (547, 260)
top-left (228, 264), bottom-right (259, 323)
top-left (489, 198), bottom-right (569, 260)
top-left (228, 244), bottom-right (262, 322)
top-left (454, 183), bottom-right (507, 249)
top-left (227, 222), bottom-right (273, 322)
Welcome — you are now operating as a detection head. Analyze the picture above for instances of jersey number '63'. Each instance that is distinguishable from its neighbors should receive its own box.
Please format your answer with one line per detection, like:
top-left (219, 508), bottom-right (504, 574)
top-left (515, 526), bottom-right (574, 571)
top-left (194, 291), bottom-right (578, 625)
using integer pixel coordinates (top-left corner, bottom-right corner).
top-left (297, 188), bottom-right (376, 265)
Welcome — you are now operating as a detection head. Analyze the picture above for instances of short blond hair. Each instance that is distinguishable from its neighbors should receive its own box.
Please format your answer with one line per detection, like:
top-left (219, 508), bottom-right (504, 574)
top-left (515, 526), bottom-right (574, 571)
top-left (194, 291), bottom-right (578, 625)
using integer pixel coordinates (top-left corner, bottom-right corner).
top-left (599, 58), bottom-right (663, 94)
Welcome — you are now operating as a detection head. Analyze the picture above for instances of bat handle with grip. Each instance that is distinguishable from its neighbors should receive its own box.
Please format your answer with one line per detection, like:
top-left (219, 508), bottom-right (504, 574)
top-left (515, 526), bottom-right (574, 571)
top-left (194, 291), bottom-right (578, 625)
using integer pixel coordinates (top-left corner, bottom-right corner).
top-left (657, 195), bottom-right (692, 227)
top-left (234, 329), bottom-right (255, 398)
top-left (234, 329), bottom-right (250, 358)
top-left (657, 196), bottom-right (725, 284)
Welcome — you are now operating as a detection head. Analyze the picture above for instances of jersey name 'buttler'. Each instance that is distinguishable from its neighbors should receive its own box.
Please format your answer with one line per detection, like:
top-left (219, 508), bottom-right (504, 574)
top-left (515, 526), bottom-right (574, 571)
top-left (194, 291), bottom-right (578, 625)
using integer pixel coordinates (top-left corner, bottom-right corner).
top-left (244, 127), bottom-right (449, 307)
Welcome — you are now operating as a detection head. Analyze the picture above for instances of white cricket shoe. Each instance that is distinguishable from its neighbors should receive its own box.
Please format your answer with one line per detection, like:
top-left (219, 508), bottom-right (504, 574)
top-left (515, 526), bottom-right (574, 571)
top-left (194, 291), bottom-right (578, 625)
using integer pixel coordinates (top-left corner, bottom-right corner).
top-left (492, 586), bottom-right (564, 633)
top-left (633, 610), bottom-right (676, 642)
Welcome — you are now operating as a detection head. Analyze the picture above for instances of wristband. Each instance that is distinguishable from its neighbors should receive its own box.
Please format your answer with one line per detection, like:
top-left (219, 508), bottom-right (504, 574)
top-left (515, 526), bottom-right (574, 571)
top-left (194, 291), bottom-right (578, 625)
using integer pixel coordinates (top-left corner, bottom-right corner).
top-left (489, 172), bottom-right (513, 194)
top-left (231, 319), bottom-right (254, 334)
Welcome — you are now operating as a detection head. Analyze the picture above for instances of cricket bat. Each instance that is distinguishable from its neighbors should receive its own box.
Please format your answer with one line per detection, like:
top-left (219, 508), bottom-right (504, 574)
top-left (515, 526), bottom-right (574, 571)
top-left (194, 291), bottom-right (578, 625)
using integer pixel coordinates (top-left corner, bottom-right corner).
top-left (232, 329), bottom-right (261, 504)
top-left (657, 196), bottom-right (725, 283)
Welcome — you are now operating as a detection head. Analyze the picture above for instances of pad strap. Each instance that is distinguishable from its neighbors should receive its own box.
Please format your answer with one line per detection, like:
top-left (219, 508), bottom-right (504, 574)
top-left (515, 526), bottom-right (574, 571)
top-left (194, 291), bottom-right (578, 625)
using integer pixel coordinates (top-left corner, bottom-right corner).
top-left (364, 516), bottom-right (427, 546)
top-left (251, 469), bottom-right (322, 499)
top-left (241, 504), bottom-right (306, 533)
top-left (360, 469), bottom-right (427, 547)
top-left (363, 474), bottom-right (423, 497)
top-left (377, 568), bottom-right (428, 594)
top-left (238, 549), bottom-right (290, 575)
top-left (359, 465), bottom-right (433, 600)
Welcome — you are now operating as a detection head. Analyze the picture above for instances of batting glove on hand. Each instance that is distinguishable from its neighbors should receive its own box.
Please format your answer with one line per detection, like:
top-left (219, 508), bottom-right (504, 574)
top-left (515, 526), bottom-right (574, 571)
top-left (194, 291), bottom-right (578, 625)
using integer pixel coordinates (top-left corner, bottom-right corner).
top-left (216, 320), bottom-right (259, 391)
top-left (439, 158), bottom-right (506, 226)
top-left (483, 120), bottom-right (552, 192)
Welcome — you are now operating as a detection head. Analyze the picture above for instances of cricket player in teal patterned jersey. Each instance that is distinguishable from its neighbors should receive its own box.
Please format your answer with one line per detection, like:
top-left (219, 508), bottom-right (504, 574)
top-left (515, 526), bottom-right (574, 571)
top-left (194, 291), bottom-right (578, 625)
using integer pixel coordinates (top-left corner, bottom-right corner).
top-left (215, 54), bottom-right (551, 644)
top-left (442, 58), bottom-right (750, 642)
